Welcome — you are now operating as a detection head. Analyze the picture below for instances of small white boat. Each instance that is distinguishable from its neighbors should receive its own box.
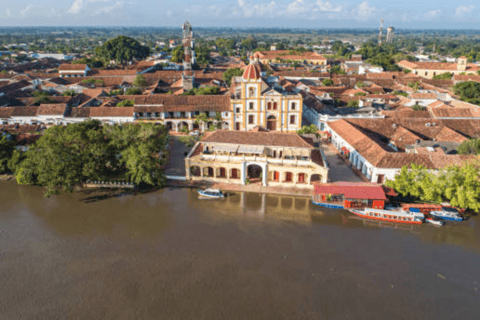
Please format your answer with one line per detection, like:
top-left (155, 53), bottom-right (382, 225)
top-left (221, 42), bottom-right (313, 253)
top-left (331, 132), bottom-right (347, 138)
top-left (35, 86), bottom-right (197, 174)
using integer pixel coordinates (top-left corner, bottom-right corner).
top-left (197, 188), bottom-right (225, 199)
top-left (425, 217), bottom-right (445, 227)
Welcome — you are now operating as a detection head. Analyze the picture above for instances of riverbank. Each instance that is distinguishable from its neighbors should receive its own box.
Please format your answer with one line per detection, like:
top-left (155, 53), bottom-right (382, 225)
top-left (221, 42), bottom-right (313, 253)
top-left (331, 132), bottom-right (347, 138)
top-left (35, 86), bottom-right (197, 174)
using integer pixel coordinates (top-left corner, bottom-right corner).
top-left (166, 179), bottom-right (313, 198)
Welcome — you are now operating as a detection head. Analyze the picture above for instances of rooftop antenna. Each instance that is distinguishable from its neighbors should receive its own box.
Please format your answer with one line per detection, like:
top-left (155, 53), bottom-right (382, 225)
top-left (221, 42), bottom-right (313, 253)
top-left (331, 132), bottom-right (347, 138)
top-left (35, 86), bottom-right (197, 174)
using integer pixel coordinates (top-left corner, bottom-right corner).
top-left (378, 19), bottom-right (384, 46)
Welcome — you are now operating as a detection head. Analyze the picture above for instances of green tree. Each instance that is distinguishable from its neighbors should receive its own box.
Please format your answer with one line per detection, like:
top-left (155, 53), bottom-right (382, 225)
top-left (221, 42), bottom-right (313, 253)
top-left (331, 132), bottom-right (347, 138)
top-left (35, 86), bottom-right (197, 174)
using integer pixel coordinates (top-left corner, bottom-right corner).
top-left (117, 100), bottom-right (134, 107)
top-left (321, 79), bottom-right (334, 86)
top-left (13, 120), bottom-right (168, 197)
top-left (297, 125), bottom-right (319, 135)
top-left (170, 46), bottom-right (184, 63)
top-left (347, 100), bottom-right (359, 108)
top-left (432, 72), bottom-right (453, 80)
top-left (453, 81), bottom-right (480, 106)
top-left (457, 138), bottom-right (480, 155)
top-left (0, 134), bottom-right (16, 174)
top-left (125, 88), bottom-right (142, 95)
top-left (95, 36), bottom-right (150, 66)
top-left (133, 74), bottom-right (148, 89)
top-left (182, 86), bottom-right (220, 96)
top-left (62, 89), bottom-right (77, 97)
top-left (222, 68), bottom-right (244, 86)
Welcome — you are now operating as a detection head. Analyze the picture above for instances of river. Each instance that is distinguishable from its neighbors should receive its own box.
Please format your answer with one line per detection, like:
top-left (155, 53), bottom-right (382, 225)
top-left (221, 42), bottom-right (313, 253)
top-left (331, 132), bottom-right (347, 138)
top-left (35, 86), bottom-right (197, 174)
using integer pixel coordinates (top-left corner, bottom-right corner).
top-left (0, 181), bottom-right (479, 319)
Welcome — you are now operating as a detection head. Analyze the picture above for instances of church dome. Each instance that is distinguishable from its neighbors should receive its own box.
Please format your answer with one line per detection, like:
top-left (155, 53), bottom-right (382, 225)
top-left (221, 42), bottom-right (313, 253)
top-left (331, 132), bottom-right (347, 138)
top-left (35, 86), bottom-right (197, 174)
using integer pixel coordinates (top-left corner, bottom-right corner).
top-left (243, 62), bottom-right (261, 81)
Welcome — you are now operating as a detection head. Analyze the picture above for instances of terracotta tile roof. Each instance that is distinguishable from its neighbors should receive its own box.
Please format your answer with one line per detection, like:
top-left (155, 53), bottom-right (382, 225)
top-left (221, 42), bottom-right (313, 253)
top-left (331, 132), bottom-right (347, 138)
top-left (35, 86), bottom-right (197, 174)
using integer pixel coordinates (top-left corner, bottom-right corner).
top-left (314, 182), bottom-right (387, 200)
top-left (434, 126), bottom-right (469, 143)
top-left (133, 95), bottom-right (231, 112)
top-left (382, 110), bottom-right (432, 119)
top-left (0, 80), bottom-right (32, 95)
top-left (10, 106), bottom-right (39, 117)
top-left (311, 149), bottom-right (324, 167)
top-left (453, 74), bottom-right (480, 82)
top-left (37, 104), bottom-right (67, 116)
top-left (58, 64), bottom-right (87, 71)
top-left (88, 69), bottom-right (138, 77)
top-left (243, 62), bottom-right (261, 80)
top-left (254, 50), bottom-right (326, 62)
top-left (398, 60), bottom-right (418, 69)
top-left (0, 107), bottom-right (14, 118)
top-left (375, 153), bottom-right (477, 169)
top-left (201, 130), bottom-right (314, 149)
top-left (410, 92), bottom-right (437, 100)
top-left (399, 60), bottom-right (480, 72)
top-left (66, 106), bottom-right (134, 118)
top-left (390, 126), bottom-right (424, 150)
top-left (343, 88), bottom-right (368, 96)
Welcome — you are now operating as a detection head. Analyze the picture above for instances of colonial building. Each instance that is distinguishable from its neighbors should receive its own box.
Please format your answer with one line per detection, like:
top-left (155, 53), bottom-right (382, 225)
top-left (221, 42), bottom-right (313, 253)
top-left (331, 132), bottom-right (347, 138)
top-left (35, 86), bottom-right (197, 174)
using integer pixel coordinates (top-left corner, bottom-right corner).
top-left (58, 64), bottom-right (90, 78)
top-left (326, 118), bottom-right (479, 184)
top-left (230, 60), bottom-right (303, 132)
top-left (253, 50), bottom-right (327, 66)
top-left (185, 130), bottom-right (329, 188)
top-left (398, 57), bottom-right (479, 79)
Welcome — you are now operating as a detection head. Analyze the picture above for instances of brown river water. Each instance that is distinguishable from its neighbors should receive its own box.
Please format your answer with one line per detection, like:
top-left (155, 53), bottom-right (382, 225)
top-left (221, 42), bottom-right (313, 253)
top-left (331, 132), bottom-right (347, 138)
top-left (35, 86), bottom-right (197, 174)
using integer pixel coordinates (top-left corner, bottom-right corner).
top-left (1, 181), bottom-right (480, 320)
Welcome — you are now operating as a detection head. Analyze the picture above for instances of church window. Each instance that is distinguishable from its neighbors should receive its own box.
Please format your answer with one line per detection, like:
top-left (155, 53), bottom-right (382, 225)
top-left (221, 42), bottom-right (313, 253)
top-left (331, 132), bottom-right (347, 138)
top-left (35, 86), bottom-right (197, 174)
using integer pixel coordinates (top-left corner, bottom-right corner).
top-left (273, 102), bottom-right (278, 110)
top-left (290, 115), bottom-right (296, 125)
top-left (267, 102), bottom-right (272, 110)
top-left (248, 115), bottom-right (254, 124)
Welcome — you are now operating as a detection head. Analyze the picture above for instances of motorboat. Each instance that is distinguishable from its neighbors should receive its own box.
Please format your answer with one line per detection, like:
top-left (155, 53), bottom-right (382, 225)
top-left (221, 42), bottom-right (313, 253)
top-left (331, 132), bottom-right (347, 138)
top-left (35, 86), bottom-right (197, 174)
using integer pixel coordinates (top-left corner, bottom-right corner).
top-left (429, 207), bottom-right (464, 221)
top-left (197, 188), bottom-right (225, 199)
top-left (425, 217), bottom-right (445, 227)
top-left (348, 208), bottom-right (424, 225)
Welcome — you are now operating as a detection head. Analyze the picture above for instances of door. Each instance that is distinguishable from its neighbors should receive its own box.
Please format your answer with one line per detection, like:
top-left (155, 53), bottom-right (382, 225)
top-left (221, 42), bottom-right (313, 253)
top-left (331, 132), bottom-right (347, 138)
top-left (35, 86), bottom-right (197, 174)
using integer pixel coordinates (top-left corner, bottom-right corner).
top-left (267, 119), bottom-right (276, 131)
top-left (235, 122), bottom-right (240, 130)
top-left (274, 171), bottom-right (280, 181)
top-left (220, 168), bottom-right (226, 178)
top-left (377, 174), bottom-right (384, 184)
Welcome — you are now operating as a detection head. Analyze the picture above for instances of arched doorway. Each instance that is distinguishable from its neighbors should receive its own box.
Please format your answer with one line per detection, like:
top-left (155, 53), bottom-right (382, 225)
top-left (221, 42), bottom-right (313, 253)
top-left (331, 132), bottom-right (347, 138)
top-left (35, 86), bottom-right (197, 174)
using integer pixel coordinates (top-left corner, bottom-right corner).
top-left (247, 164), bottom-right (263, 184)
top-left (218, 167), bottom-right (227, 178)
top-left (165, 121), bottom-right (173, 131)
top-left (204, 167), bottom-right (214, 177)
top-left (178, 121), bottom-right (189, 131)
top-left (267, 115), bottom-right (277, 131)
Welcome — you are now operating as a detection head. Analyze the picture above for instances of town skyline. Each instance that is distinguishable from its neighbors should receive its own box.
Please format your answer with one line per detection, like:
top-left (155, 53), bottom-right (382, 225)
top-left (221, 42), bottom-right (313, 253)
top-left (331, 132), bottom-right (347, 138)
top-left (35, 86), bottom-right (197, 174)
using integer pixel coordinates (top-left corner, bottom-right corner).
top-left (1, 0), bottom-right (480, 29)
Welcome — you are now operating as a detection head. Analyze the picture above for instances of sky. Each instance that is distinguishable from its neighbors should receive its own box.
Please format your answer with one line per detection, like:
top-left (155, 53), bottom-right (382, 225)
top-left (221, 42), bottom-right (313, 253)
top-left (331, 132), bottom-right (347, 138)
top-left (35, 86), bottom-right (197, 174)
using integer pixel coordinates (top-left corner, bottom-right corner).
top-left (0, 0), bottom-right (479, 29)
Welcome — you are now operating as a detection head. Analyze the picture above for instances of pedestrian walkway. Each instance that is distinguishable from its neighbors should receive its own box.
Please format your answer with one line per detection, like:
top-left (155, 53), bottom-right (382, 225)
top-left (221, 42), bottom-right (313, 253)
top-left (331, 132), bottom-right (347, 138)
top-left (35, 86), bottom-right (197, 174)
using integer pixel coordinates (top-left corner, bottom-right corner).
top-left (323, 144), bottom-right (365, 183)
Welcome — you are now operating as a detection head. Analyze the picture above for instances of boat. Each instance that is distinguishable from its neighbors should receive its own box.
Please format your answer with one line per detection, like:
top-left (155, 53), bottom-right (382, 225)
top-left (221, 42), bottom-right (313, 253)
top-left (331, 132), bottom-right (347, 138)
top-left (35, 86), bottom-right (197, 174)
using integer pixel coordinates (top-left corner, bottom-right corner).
top-left (429, 207), bottom-right (464, 221)
top-left (197, 188), bottom-right (225, 199)
top-left (425, 217), bottom-right (445, 227)
top-left (348, 208), bottom-right (424, 225)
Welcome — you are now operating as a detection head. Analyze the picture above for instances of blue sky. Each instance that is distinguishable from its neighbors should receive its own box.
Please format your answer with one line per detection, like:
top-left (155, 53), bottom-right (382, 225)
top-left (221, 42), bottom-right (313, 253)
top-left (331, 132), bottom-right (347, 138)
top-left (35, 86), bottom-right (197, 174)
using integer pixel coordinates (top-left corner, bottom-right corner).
top-left (0, 0), bottom-right (479, 28)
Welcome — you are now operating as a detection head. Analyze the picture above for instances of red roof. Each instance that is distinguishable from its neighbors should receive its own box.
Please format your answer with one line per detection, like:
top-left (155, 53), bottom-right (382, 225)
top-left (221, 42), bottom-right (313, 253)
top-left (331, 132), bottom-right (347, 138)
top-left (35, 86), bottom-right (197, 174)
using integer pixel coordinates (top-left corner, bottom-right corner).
top-left (243, 62), bottom-right (261, 80)
top-left (314, 182), bottom-right (387, 200)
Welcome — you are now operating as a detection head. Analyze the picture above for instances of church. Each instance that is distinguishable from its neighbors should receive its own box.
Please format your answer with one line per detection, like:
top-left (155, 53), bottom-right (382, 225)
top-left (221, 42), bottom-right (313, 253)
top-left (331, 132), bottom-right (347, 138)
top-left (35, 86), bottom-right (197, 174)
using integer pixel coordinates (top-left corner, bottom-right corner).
top-left (229, 58), bottom-right (303, 132)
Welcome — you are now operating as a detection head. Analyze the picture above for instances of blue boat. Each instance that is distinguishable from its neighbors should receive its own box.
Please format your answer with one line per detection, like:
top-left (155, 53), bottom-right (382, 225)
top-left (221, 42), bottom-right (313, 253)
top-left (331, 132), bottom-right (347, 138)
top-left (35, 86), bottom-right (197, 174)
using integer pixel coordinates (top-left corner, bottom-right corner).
top-left (311, 200), bottom-right (344, 209)
top-left (429, 207), bottom-right (464, 221)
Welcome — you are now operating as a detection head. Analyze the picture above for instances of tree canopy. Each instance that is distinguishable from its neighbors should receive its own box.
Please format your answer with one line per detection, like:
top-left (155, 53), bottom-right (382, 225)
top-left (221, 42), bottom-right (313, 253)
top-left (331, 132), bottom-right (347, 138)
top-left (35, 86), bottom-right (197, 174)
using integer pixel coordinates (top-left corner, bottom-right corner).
top-left (182, 86), bottom-right (220, 95)
top-left (385, 163), bottom-right (480, 212)
top-left (222, 68), bottom-right (244, 86)
top-left (457, 139), bottom-right (480, 155)
top-left (297, 125), bottom-right (319, 135)
top-left (321, 79), bottom-right (334, 86)
top-left (12, 120), bottom-right (168, 197)
top-left (0, 134), bottom-right (16, 174)
top-left (170, 46), bottom-right (184, 63)
top-left (453, 81), bottom-right (480, 106)
top-left (95, 36), bottom-right (150, 66)
top-left (432, 72), bottom-right (453, 80)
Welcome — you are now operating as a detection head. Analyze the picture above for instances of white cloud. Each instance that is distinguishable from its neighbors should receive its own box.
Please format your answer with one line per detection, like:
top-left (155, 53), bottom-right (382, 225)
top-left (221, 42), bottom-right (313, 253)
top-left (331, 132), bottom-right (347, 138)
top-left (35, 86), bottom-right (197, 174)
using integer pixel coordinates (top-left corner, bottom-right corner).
top-left (95, 1), bottom-right (124, 15)
top-left (68, 0), bottom-right (109, 14)
top-left (356, 1), bottom-right (376, 19)
top-left (21, 5), bottom-right (34, 16)
top-left (315, 0), bottom-right (342, 12)
top-left (286, 0), bottom-right (308, 15)
top-left (455, 5), bottom-right (475, 17)
top-left (236, 0), bottom-right (277, 17)
top-left (425, 9), bottom-right (441, 18)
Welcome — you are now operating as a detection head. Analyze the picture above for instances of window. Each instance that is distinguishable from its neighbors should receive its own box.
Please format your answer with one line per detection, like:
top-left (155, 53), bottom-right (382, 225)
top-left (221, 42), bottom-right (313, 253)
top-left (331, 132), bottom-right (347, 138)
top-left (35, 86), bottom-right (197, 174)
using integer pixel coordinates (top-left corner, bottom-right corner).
top-left (236, 107), bottom-right (241, 113)
top-left (291, 102), bottom-right (296, 110)
top-left (248, 115), bottom-right (254, 124)
top-left (249, 102), bottom-right (254, 110)
top-left (248, 87), bottom-right (255, 97)
top-left (273, 102), bottom-right (278, 110)
top-left (290, 115), bottom-right (296, 125)
top-left (267, 102), bottom-right (272, 110)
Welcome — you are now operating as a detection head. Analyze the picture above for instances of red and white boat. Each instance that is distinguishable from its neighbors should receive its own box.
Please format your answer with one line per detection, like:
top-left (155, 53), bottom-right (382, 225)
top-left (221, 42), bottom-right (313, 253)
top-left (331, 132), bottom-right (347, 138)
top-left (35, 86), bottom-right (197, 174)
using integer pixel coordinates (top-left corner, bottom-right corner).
top-left (348, 208), bottom-right (424, 225)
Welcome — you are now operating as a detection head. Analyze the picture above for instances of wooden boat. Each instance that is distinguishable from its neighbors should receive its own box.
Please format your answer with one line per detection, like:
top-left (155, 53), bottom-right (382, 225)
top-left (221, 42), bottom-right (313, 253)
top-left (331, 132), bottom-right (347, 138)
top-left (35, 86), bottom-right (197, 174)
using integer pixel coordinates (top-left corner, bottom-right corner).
top-left (348, 208), bottom-right (424, 225)
top-left (197, 188), bottom-right (225, 199)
